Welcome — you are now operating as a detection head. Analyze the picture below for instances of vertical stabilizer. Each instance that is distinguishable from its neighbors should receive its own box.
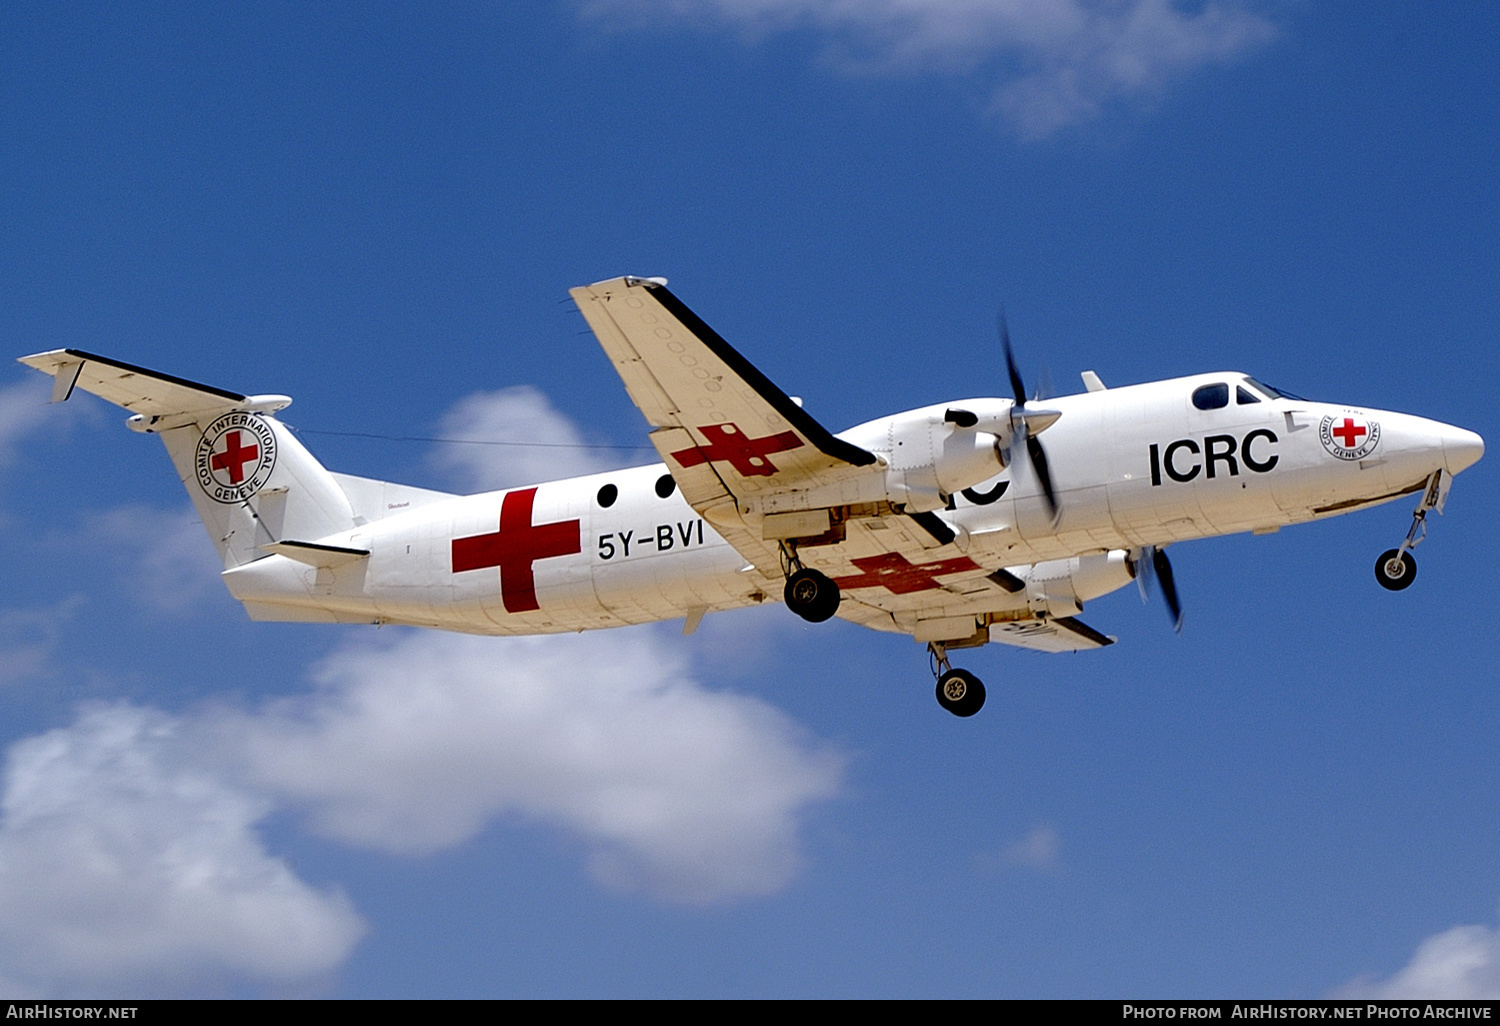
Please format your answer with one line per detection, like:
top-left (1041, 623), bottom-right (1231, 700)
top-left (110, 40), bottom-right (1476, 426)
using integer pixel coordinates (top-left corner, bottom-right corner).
top-left (155, 413), bottom-right (357, 567)
top-left (17, 349), bottom-right (358, 569)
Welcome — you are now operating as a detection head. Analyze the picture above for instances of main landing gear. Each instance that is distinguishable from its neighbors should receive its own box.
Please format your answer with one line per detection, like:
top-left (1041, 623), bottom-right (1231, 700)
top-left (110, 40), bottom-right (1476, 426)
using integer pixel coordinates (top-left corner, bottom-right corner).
top-left (930, 642), bottom-right (986, 717)
top-left (1374, 549), bottom-right (1415, 591)
top-left (779, 543), bottom-right (986, 718)
top-left (1375, 470), bottom-right (1447, 592)
top-left (781, 543), bottom-right (841, 623)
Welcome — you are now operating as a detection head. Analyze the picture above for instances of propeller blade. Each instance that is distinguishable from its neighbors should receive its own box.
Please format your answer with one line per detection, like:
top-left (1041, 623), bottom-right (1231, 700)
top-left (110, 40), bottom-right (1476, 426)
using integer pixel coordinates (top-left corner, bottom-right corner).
top-left (1000, 308), bottom-right (1026, 406)
top-left (998, 306), bottom-right (1061, 520)
top-left (1152, 546), bottom-right (1184, 634)
top-left (1035, 365), bottom-right (1055, 403)
top-left (1026, 434), bottom-right (1059, 519)
top-left (1135, 547), bottom-right (1153, 603)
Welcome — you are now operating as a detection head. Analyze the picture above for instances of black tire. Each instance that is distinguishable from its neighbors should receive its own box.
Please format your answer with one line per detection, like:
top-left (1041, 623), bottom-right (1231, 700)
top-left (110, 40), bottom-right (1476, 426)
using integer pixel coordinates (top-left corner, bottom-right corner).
top-left (784, 568), bottom-right (841, 623)
top-left (935, 669), bottom-right (986, 718)
top-left (1375, 548), bottom-right (1417, 591)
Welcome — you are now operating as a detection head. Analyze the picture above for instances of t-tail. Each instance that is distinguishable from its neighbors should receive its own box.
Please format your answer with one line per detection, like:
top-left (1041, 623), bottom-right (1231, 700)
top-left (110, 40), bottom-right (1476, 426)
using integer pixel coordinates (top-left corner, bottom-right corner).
top-left (18, 349), bottom-right (397, 572)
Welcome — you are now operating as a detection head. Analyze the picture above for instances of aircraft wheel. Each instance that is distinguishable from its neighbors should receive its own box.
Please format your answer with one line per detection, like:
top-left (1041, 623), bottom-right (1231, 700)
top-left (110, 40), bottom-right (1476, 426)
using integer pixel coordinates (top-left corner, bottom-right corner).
top-left (784, 568), bottom-right (841, 622)
top-left (935, 669), bottom-right (986, 718)
top-left (1375, 549), bottom-right (1417, 591)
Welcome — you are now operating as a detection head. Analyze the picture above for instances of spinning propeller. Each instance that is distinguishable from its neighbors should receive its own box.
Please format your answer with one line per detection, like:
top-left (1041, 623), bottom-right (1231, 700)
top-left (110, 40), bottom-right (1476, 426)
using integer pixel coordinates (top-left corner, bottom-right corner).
top-left (941, 308), bottom-right (1062, 517)
top-left (999, 309), bottom-right (1062, 520)
top-left (1134, 545), bottom-right (1184, 633)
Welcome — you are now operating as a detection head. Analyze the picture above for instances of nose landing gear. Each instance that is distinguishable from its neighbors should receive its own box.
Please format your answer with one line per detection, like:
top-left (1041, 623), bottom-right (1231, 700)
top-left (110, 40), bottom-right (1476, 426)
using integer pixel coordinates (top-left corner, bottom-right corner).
top-left (1376, 470), bottom-right (1448, 592)
top-left (929, 642), bottom-right (986, 717)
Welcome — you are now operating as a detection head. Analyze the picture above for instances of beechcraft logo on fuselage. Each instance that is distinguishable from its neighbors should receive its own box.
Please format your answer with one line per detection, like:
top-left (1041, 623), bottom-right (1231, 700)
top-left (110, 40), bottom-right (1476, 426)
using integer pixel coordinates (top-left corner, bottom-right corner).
top-left (1319, 412), bottom-right (1380, 461)
top-left (195, 413), bottom-right (277, 503)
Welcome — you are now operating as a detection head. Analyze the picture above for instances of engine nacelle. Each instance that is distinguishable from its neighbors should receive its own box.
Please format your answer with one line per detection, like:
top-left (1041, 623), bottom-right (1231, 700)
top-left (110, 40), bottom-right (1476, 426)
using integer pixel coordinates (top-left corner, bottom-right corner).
top-left (751, 400), bottom-right (1025, 525)
top-left (1015, 550), bottom-right (1136, 617)
top-left (878, 406), bottom-right (1008, 512)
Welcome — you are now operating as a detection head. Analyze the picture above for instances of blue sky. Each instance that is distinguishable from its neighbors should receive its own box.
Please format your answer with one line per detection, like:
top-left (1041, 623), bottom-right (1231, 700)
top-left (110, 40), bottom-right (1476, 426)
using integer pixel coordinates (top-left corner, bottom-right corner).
top-left (0, 0), bottom-right (1496, 998)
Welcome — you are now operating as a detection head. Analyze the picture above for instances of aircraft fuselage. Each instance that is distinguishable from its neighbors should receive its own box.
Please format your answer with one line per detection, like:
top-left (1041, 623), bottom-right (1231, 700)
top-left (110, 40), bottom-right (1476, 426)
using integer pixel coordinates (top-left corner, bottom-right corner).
top-left (220, 371), bottom-right (1482, 636)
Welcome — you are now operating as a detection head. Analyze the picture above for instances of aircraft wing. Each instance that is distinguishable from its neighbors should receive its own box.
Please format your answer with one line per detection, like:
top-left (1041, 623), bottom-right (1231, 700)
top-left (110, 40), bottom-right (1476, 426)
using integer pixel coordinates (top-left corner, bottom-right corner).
top-left (572, 277), bottom-right (1116, 654)
top-left (571, 276), bottom-right (877, 499)
top-left (572, 276), bottom-right (894, 578)
top-left (831, 559), bottom-right (1117, 653)
top-left (988, 616), bottom-right (1116, 653)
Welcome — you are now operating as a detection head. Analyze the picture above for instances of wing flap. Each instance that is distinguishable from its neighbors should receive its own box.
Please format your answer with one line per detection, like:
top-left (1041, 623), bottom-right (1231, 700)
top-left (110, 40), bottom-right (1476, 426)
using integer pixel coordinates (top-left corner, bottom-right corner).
top-left (989, 615), bottom-right (1116, 653)
top-left (648, 425), bottom-right (735, 508)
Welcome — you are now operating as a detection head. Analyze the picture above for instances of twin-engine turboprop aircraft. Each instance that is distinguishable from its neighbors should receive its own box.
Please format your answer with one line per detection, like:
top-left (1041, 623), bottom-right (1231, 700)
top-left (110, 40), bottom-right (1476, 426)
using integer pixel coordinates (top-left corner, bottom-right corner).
top-left (19, 277), bottom-right (1484, 716)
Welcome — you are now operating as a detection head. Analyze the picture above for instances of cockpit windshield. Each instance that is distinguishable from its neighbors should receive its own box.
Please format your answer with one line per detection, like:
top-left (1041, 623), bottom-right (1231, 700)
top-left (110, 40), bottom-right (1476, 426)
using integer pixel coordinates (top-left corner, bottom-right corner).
top-left (1243, 377), bottom-right (1308, 401)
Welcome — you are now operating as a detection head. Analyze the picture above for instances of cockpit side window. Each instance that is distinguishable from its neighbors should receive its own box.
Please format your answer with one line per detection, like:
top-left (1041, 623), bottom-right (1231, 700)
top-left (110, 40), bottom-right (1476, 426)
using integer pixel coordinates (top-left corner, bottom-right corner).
top-left (1244, 377), bottom-right (1307, 401)
top-left (1192, 383), bottom-right (1229, 410)
top-left (1236, 385), bottom-right (1261, 404)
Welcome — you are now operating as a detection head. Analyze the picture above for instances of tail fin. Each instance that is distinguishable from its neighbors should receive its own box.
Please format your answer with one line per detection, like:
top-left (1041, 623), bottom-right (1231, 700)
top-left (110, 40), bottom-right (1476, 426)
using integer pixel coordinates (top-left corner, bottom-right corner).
top-left (18, 349), bottom-right (357, 569)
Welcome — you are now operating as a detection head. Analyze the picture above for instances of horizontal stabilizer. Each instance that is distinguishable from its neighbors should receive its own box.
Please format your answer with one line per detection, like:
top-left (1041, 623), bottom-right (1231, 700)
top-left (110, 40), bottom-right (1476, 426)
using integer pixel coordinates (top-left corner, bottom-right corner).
top-left (261, 540), bottom-right (370, 568)
top-left (17, 349), bottom-right (287, 423)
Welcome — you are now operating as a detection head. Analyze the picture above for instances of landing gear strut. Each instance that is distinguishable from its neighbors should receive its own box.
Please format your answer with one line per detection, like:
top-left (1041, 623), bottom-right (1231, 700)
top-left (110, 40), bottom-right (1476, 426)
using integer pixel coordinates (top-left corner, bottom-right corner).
top-left (1376, 470), bottom-right (1447, 592)
top-left (929, 642), bottom-right (986, 717)
top-left (781, 543), bottom-right (840, 622)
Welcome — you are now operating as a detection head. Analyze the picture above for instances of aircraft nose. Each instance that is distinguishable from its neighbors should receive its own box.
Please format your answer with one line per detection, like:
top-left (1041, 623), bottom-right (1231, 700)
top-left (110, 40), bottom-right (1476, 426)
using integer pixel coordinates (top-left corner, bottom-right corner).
top-left (1443, 425), bottom-right (1484, 476)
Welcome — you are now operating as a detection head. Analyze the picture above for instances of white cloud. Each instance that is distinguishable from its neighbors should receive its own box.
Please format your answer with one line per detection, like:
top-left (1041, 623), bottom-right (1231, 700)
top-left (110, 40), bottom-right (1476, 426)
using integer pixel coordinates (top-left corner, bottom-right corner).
top-left (432, 386), bottom-right (627, 493)
top-left (0, 704), bottom-right (366, 997)
top-left (1337, 920), bottom-right (1500, 999)
top-left (975, 823), bottom-right (1061, 872)
top-left (0, 378), bottom-right (58, 466)
top-left (0, 599), bottom-right (81, 688)
top-left (0, 625), bottom-right (840, 994)
top-left (85, 506), bottom-right (223, 615)
top-left (211, 627), bottom-right (844, 904)
top-left (581, 0), bottom-right (1276, 136)
top-left (1003, 824), bottom-right (1060, 868)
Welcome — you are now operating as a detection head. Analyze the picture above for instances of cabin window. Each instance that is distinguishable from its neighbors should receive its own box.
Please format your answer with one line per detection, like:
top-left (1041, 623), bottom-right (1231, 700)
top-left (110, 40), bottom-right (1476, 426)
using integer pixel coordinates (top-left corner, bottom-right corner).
top-left (1192, 383), bottom-right (1229, 410)
top-left (655, 474), bottom-right (677, 498)
top-left (1236, 386), bottom-right (1261, 405)
top-left (596, 483), bottom-right (618, 508)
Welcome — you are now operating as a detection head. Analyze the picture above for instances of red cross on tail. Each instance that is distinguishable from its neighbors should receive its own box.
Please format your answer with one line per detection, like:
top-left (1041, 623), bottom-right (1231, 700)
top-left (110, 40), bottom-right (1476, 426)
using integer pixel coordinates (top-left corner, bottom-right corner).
top-left (671, 422), bottom-right (804, 478)
top-left (833, 553), bottom-right (981, 595)
top-left (452, 487), bottom-right (581, 614)
top-left (211, 430), bottom-right (259, 484)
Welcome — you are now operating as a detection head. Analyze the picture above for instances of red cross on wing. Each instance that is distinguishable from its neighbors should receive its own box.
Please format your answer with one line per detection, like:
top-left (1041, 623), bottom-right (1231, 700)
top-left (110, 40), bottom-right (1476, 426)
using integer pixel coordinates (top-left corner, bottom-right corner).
top-left (832, 553), bottom-right (981, 595)
top-left (670, 422), bottom-right (805, 478)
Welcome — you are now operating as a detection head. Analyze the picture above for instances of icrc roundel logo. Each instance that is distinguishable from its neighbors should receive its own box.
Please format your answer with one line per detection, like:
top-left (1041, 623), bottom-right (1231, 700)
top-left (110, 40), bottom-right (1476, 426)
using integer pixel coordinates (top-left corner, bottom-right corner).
top-left (195, 413), bottom-right (277, 503)
top-left (1319, 411), bottom-right (1381, 461)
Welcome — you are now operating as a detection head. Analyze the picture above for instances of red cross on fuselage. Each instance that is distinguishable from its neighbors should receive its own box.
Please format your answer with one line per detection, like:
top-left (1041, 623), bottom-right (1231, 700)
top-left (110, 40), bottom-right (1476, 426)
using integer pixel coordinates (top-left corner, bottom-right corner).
top-left (832, 552), bottom-right (981, 595)
top-left (211, 430), bottom-right (260, 484)
top-left (1331, 418), bottom-right (1367, 448)
top-left (451, 487), bottom-right (581, 614)
top-left (671, 422), bottom-right (804, 478)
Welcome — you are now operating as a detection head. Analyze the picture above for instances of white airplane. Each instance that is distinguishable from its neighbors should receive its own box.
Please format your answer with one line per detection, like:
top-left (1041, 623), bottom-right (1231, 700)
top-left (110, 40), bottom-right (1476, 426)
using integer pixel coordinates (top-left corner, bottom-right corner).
top-left (19, 276), bottom-right (1485, 716)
